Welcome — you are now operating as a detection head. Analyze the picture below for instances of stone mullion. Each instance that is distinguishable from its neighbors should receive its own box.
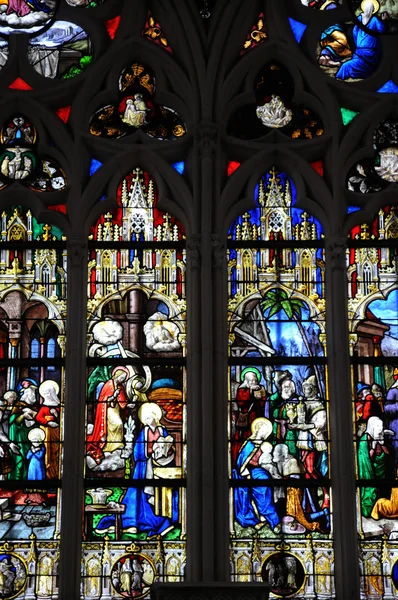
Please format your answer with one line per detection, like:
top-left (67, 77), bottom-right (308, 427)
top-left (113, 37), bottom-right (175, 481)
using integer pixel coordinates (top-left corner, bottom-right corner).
top-left (195, 122), bottom-right (220, 580)
top-left (58, 239), bottom-right (88, 600)
top-left (325, 236), bottom-right (361, 600)
top-left (212, 233), bottom-right (230, 581)
top-left (185, 234), bottom-right (202, 581)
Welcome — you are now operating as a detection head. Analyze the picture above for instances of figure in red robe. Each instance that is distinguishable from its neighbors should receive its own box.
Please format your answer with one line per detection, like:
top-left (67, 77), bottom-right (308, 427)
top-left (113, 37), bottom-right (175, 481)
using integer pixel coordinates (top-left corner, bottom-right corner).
top-left (231, 368), bottom-right (267, 465)
top-left (86, 367), bottom-right (129, 465)
top-left (7, 0), bottom-right (31, 17)
top-left (36, 380), bottom-right (61, 480)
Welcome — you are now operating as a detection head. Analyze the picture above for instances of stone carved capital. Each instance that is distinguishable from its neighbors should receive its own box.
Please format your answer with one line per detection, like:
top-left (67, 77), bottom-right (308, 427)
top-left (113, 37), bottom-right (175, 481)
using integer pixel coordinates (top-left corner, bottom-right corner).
top-left (326, 236), bottom-right (346, 271)
top-left (196, 121), bottom-right (219, 158)
top-left (186, 234), bottom-right (201, 269)
top-left (212, 234), bottom-right (226, 268)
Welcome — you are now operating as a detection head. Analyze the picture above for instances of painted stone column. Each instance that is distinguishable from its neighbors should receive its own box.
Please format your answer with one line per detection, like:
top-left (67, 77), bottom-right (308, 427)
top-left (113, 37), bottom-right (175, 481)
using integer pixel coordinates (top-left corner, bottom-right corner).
top-left (127, 288), bottom-right (143, 353)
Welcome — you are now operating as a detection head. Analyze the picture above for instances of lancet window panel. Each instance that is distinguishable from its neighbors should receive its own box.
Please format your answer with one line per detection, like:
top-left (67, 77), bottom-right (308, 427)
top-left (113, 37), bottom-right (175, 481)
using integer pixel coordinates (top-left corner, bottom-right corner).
top-left (347, 206), bottom-right (398, 596)
top-left (82, 166), bottom-right (186, 598)
top-left (0, 204), bottom-right (66, 600)
top-left (227, 167), bottom-right (333, 596)
top-left (0, 0), bottom-right (121, 83)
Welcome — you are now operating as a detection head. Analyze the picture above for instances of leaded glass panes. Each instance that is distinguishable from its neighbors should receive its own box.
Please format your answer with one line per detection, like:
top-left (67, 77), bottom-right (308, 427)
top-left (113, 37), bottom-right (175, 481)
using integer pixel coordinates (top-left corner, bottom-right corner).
top-left (0, 0), bottom-right (119, 80)
top-left (227, 63), bottom-right (324, 140)
top-left (228, 167), bottom-right (333, 596)
top-left (348, 207), bottom-right (398, 594)
top-left (89, 63), bottom-right (187, 140)
top-left (0, 204), bottom-right (66, 598)
top-left (82, 167), bottom-right (186, 598)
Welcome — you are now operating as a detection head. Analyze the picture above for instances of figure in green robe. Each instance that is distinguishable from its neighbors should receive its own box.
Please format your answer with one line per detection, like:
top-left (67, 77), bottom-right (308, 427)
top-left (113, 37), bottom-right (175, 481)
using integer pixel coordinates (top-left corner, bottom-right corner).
top-left (8, 382), bottom-right (37, 480)
top-left (357, 416), bottom-right (394, 517)
top-left (271, 377), bottom-right (299, 457)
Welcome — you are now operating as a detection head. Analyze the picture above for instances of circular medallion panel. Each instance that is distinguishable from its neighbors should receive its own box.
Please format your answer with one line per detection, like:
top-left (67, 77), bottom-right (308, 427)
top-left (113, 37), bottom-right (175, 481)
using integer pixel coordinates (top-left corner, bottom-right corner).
top-left (261, 552), bottom-right (305, 597)
top-left (0, 552), bottom-right (27, 599)
top-left (110, 553), bottom-right (156, 599)
top-left (0, 0), bottom-right (57, 36)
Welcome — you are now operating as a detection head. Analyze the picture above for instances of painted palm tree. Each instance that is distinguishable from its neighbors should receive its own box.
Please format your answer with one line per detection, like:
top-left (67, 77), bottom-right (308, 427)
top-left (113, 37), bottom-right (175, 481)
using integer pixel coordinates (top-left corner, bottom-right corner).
top-left (260, 287), bottom-right (323, 393)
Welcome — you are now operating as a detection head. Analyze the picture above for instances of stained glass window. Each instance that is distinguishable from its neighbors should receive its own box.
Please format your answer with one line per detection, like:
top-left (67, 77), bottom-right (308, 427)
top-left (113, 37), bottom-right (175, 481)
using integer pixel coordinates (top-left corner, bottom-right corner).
top-left (347, 120), bottom-right (398, 193)
top-left (288, 0), bottom-right (396, 87)
top-left (228, 168), bottom-right (333, 596)
top-left (348, 207), bottom-right (398, 596)
top-left (0, 0), bottom-right (394, 596)
top-left (0, 0), bottom-right (118, 81)
top-left (89, 63), bottom-right (187, 141)
top-left (0, 204), bottom-right (66, 599)
top-left (82, 167), bottom-right (186, 598)
top-left (227, 63), bottom-right (324, 140)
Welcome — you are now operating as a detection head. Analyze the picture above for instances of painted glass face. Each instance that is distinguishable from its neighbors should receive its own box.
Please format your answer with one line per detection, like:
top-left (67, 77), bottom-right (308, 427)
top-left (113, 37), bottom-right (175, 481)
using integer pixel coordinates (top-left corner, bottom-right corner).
top-left (0, 115), bottom-right (67, 191)
top-left (89, 63), bottom-right (187, 140)
top-left (0, 205), bottom-right (66, 596)
top-left (82, 168), bottom-right (186, 596)
top-left (227, 168), bottom-right (332, 594)
top-left (348, 208), bottom-right (398, 593)
top-left (349, 0), bottom-right (398, 34)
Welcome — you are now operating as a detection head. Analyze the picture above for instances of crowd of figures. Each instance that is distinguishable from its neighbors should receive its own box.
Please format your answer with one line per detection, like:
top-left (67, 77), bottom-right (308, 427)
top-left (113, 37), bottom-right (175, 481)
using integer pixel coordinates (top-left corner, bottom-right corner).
top-left (355, 370), bottom-right (398, 524)
top-left (0, 377), bottom-right (60, 490)
top-left (231, 368), bottom-right (330, 534)
top-left (85, 319), bottom-right (180, 539)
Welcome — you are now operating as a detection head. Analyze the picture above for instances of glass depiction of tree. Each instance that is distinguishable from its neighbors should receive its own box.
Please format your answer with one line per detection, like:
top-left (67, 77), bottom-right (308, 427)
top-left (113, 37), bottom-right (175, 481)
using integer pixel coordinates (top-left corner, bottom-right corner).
top-left (289, 0), bottom-right (397, 86)
top-left (82, 167), bottom-right (186, 599)
top-left (227, 167), bottom-right (333, 597)
top-left (0, 0), bottom-right (115, 81)
top-left (347, 206), bottom-right (398, 598)
top-left (0, 204), bottom-right (66, 600)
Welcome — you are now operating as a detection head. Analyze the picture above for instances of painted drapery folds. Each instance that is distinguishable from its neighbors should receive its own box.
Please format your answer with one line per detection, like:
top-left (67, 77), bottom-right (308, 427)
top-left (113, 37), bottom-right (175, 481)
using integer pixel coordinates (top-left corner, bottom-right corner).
top-left (227, 63), bottom-right (324, 141)
top-left (0, 0), bottom-right (116, 81)
top-left (83, 167), bottom-right (186, 598)
top-left (291, 0), bottom-right (397, 88)
top-left (228, 168), bottom-right (333, 596)
top-left (348, 206), bottom-right (398, 596)
top-left (89, 62), bottom-right (187, 141)
top-left (0, 115), bottom-right (67, 192)
top-left (347, 120), bottom-right (398, 194)
top-left (0, 205), bottom-right (66, 599)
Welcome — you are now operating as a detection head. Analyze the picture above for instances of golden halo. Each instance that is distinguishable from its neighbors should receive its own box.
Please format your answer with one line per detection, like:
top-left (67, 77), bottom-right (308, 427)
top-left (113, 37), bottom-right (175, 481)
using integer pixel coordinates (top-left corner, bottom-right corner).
top-left (138, 402), bottom-right (162, 425)
top-left (39, 379), bottom-right (59, 397)
top-left (360, 0), bottom-right (379, 14)
top-left (250, 417), bottom-right (272, 438)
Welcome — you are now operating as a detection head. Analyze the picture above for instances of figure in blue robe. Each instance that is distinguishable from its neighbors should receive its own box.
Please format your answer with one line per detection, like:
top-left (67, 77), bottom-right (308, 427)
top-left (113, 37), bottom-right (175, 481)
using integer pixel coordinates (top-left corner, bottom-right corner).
top-left (336, 14), bottom-right (384, 80)
top-left (96, 424), bottom-right (173, 538)
top-left (27, 0), bottom-right (51, 13)
top-left (27, 445), bottom-right (46, 480)
top-left (233, 439), bottom-right (280, 531)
